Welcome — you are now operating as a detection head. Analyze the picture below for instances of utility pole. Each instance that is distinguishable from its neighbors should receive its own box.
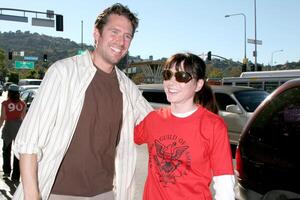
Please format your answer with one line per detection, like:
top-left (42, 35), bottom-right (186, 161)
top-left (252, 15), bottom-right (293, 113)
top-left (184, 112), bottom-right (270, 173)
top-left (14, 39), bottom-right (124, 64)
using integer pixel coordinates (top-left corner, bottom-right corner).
top-left (254, 0), bottom-right (258, 70)
top-left (81, 20), bottom-right (83, 50)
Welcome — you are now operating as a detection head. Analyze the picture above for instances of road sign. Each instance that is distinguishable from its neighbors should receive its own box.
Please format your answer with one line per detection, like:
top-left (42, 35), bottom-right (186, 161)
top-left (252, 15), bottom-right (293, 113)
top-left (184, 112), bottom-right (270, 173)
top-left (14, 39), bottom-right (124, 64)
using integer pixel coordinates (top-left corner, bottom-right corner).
top-left (77, 49), bottom-right (85, 55)
top-left (247, 38), bottom-right (262, 45)
top-left (46, 10), bottom-right (54, 18)
top-left (15, 61), bottom-right (35, 69)
top-left (0, 14), bottom-right (28, 22)
top-left (32, 18), bottom-right (55, 27)
top-left (24, 56), bottom-right (39, 61)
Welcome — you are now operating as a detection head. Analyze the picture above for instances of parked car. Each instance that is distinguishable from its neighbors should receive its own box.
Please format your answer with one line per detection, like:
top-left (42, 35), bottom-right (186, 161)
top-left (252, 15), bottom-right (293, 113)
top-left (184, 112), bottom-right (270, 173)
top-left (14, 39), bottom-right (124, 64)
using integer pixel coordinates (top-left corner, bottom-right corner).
top-left (20, 88), bottom-right (38, 111)
top-left (212, 85), bottom-right (269, 146)
top-left (19, 85), bottom-right (40, 93)
top-left (235, 78), bottom-right (300, 200)
top-left (18, 79), bottom-right (42, 86)
top-left (138, 84), bottom-right (269, 146)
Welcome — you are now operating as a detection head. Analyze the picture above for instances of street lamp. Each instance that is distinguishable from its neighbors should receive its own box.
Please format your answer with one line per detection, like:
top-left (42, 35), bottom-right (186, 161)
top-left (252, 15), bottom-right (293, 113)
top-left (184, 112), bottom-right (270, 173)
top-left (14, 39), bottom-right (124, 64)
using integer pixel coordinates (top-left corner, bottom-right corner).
top-left (271, 49), bottom-right (283, 67)
top-left (225, 13), bottom-right (247, 65)
top-left (254, 0), bottom-right (257, 70)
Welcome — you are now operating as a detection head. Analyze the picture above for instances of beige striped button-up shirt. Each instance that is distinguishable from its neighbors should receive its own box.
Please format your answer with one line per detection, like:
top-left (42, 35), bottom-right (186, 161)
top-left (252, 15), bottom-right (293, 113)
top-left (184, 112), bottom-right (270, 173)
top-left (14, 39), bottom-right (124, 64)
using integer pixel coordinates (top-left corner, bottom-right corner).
top-left (13, 51), bottom-right (152, 200)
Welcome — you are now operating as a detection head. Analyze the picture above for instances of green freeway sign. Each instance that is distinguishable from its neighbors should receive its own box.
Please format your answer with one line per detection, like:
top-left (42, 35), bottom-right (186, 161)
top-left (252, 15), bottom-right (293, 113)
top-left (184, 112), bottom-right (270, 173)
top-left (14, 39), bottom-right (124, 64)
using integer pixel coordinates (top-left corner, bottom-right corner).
top-left (77, 49), bottom-right (85, 55)
top-left (15, 61), bottom-right (35, 69)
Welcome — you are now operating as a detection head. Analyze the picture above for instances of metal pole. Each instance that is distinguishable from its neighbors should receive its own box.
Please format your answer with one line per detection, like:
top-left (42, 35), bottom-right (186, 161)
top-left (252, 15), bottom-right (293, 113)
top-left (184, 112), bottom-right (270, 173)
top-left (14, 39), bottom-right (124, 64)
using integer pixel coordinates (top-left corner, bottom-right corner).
top-left (254, 0), bottom-right (257, 70)
top-left (81, 20), bottom-right (83, 50)
top-left (0, 7), bottom-right (62, 16)
top-left (271, 49), bottom-right (283, 67)
top-left (243, 14), bottom-right (246, 62)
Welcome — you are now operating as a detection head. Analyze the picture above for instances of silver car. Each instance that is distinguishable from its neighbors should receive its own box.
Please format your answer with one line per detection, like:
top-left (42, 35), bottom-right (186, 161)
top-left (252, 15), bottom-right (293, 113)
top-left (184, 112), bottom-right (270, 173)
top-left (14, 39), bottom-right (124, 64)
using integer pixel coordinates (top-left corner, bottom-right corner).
top-left (138, 84), bottom-right (269, 146)
top-left (212, 85), bottom-right (269, 145)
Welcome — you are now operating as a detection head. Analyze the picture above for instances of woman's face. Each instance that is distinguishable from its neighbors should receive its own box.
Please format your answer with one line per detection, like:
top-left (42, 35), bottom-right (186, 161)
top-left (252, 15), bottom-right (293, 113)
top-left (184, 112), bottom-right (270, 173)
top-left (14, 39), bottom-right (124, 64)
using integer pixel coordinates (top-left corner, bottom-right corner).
top-left (163, 62), bottom-right (203, 109)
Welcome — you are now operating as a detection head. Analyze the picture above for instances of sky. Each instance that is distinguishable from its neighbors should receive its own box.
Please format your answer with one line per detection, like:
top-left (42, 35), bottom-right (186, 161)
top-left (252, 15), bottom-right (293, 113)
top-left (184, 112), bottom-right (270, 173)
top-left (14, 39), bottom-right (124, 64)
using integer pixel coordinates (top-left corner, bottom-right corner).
top-left (1, 0), bottom-right (300, 65)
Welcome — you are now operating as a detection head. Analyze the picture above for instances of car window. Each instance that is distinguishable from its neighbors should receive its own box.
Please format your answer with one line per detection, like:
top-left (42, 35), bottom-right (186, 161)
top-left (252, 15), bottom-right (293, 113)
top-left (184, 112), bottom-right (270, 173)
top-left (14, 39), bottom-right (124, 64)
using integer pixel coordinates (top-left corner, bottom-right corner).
top-left (28, 80), bottom-right (42, 85)
top-left (19, 79), bottom-right (42, 86)
top-left (20, 91), bottom-right (30, 100)
top-left (27, 92), bottom-right (36, 103)
top-left (141, 90), bottom-right (169, 104)
top-left (249, 87), bottom-right (300, 148)
top-left (214, 93), bottom-right (236, 111)
top-left (234, 90), bottom-right (269, 112)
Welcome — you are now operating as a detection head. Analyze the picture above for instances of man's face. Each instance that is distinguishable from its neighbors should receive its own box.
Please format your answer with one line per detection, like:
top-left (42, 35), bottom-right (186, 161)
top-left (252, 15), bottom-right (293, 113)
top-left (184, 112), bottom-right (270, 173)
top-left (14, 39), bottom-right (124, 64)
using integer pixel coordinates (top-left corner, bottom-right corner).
top-left (94, 14), bottom-right (133, 68)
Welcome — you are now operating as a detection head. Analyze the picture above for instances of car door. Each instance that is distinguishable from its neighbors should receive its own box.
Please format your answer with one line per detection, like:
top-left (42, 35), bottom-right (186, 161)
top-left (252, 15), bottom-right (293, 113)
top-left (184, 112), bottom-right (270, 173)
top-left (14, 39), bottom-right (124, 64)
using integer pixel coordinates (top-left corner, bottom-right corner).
top-left (241, 86), bottom-right (300, 194)
top-left (214, 92), bottom-right (247, 145)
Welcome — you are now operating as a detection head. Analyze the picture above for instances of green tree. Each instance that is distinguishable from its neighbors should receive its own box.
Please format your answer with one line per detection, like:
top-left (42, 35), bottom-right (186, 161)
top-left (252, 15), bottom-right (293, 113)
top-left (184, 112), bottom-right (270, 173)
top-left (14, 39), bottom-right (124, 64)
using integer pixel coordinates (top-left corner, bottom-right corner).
top-left (223, 67), bottom-right (241, 77)
top-left (207, 67), bottom-right (223, 78)
top-left (26, 69), bottom-right (37, 78)
top-left (131, 73), bottom-right (144, 84)
top-left (8, 71), bottom-right (19, 84)
top-left (0, 48), bottom-right (8, 83)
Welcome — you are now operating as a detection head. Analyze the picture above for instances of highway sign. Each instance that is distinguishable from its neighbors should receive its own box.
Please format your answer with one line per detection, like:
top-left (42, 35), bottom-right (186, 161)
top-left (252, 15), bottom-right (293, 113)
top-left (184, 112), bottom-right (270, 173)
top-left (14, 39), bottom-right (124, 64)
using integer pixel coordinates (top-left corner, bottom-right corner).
top-left (15, 61), bottom-right (35, 69)
top-left (32, 18), bottom-right (55, 27)
top-left (247, 38), bottom-right (262, 45)
top-left (77, 49), bottom-right (85, 55)
top-left (24, 56), bottom-right (39, 61)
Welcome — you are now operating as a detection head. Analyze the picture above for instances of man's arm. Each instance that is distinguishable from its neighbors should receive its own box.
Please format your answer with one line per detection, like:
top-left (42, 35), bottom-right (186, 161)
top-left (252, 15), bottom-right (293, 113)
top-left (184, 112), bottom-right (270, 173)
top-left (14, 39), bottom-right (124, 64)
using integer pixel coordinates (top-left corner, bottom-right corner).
top-left (20, 154), bottom-right (40, 200)
top-left (132, 85), bottom-right (153, 124)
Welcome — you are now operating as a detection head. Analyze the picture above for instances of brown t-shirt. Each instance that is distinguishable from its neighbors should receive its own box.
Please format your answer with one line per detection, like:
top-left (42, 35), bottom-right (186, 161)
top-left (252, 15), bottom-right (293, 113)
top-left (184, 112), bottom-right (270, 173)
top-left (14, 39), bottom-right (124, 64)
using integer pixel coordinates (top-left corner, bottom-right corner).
top-left (51, 67), bottom-right (123, 196)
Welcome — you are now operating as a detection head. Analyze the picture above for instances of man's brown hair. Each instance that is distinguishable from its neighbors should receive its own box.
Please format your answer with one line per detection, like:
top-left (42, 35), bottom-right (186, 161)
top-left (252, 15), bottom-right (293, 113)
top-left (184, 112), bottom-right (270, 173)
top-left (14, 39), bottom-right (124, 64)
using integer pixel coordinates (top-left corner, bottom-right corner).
top-left (95, 3), bottom-right (139, 37)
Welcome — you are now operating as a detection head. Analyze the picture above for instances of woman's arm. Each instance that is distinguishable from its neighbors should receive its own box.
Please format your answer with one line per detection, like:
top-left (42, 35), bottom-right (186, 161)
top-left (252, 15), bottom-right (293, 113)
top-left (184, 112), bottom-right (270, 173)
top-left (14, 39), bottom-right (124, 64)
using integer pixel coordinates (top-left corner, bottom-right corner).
top-left (0, 104), bottom-right (6, 127)
top-left (213, 175), bottom-right (236, 200)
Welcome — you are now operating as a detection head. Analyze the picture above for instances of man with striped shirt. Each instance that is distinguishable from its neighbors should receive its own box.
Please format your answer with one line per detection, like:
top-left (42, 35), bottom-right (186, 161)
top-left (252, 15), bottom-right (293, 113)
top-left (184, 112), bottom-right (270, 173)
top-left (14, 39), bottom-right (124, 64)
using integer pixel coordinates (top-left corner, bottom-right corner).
top-left (13, 3), bottom-right (152, 200)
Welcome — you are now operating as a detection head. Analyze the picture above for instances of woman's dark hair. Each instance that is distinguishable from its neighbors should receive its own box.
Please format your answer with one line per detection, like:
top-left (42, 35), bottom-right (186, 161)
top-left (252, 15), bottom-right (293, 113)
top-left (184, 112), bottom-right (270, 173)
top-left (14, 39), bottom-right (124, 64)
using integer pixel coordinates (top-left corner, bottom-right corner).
top-left (164, 52), bottom-right (219, 114)
top-left (95, 3), bottom-right (139, 37)
top-left (197, 84), bottom-right (219, 114)
top-left (8, 90), bottom-right (21, 103)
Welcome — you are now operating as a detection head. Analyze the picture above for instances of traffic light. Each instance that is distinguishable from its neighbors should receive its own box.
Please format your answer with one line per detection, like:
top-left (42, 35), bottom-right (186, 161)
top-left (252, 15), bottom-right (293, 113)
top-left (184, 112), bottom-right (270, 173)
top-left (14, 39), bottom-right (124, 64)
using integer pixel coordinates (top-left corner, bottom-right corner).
top-left (56, 14), bottom-right (64, 31)
top-left (207, 51), bottom-right (211, 61)
top-left (8, 51), bottom-right (13, 60)
top-left (43, 54), bottom-right (48, 62)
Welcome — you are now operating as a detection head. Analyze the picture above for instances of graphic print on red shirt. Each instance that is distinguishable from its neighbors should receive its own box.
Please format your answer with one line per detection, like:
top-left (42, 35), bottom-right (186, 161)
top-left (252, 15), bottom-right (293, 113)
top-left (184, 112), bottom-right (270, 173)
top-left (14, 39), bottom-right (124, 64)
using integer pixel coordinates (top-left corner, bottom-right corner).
top-left (152, 138), bottom-right (190, 186)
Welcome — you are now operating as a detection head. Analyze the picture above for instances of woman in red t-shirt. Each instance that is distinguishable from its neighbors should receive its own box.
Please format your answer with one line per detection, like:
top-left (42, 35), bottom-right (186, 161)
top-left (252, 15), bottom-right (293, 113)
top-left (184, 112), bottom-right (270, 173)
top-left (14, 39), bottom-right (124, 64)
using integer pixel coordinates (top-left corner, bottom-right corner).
top-left (0, 84), bottom-right (26, 182)
top-left (135, 53), bottom-right (235, 200)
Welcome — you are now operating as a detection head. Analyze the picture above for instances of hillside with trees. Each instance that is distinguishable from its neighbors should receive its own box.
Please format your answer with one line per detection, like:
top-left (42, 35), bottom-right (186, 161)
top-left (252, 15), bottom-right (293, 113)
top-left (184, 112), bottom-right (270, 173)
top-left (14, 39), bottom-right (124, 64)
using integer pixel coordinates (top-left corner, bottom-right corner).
top-left (0, 31), bottom-right (300, 84)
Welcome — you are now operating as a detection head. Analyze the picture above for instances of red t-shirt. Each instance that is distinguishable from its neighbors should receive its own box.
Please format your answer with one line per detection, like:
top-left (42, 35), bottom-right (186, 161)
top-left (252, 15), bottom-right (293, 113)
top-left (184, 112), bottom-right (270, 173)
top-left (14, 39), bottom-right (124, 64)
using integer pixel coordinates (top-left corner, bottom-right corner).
top-left (135, 107), bottom-right (234, 200)
top-left (2, 99), bottom-right (26, 120)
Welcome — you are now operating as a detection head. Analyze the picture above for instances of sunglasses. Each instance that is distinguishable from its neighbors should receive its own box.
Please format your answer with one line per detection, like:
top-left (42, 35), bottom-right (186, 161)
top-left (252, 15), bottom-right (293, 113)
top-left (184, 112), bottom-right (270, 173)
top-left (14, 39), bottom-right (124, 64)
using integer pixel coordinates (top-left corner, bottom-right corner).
top-left (162, 70), bottom-right (193, 83)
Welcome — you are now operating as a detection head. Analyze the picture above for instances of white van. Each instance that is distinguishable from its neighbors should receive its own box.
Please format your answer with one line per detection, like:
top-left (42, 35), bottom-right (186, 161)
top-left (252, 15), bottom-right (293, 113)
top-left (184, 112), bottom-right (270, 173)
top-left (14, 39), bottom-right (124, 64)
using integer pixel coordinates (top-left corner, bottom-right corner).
top-left (138, 84), bottom-right (269, 146)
